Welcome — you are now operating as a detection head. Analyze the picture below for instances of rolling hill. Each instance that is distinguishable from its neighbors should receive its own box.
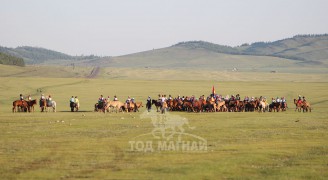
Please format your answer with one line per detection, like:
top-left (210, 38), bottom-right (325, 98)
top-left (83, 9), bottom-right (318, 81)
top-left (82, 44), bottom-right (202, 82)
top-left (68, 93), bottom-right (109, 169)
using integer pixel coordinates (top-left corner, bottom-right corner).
top-left (172, 34), bottom-right (328, 64)
top-left (77, 34), bottom-right (326, 73)
top-left (0, 34), bottom-right (327, 73)
top-left (0, 46), bottom-right (99, 64)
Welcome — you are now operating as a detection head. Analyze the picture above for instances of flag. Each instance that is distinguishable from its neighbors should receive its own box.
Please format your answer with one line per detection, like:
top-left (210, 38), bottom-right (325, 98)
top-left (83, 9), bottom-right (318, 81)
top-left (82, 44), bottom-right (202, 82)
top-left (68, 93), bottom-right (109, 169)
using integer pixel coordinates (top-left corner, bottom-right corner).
top-left (212, 85), bottom-right (216, 95)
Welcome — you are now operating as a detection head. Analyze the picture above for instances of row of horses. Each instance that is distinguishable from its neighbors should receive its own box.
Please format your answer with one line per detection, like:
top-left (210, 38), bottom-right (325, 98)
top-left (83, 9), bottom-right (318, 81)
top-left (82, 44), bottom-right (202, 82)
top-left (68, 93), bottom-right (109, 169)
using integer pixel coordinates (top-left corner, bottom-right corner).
top-left (12, 98), bottom-right (312, 113)
top-left (151, 99), bottom-right (285, 113)
top-left (151, 98), bottom-right (311, 113)
top-left (12, 99), bottom-right (56, 113)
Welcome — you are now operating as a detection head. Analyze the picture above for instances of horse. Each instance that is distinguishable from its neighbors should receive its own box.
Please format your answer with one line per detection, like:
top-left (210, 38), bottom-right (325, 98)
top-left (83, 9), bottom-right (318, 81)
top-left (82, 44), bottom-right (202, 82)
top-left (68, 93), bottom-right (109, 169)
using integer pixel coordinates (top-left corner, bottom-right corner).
top-left (302, 101), bottom-right (312, 112)
top-left (166, 99), bottom-right (174, 111)
top-left (227, 100), bottom-right (238, 112)
top-left (172, 99), bottom-right (183, 111)
top-left (236, 100), bottom-right (245, 112)
top-left (124, 102), bottom-right (143, 112)
top-left (40, 99), bottom-right (47, 112)
top-left (182, 101), bottom-right (193, 112)
top-left (216, 101), bottom-right (227, 112)
top-left (26, 99), bottom-right (37, 112)
top-left (151, 99), bottom-right (162, 112)
top-left (12, 100), bottom-right (29, 113)
top-left (47, 100), bottom-right (56, 112)
top-left (95, 102), bottom-right (106, 112)
top-left (294, 99), bottom-right (303, 112)
top-left (103, 101), bottom-right (124, 113)
top-left (269, 102), bottom-right (281, 112)
top-left (161, 102), bottom-right (168, 114)
top-left (281, 101), bottom-right (287, 111)
top-left (192, 100), bottom-right (203, 112)
top-left (258, 100), bottom-right (268, 113)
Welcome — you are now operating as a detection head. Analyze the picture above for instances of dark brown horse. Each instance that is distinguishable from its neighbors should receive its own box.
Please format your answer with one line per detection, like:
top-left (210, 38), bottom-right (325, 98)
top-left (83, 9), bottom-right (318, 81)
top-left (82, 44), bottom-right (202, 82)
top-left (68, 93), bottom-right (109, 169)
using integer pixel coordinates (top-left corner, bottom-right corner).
top-left (269, 102), bottom-right (281, 112)
top-left (152, 99), bottom-right (162, 112)
top-left (26, 99), bottom-right (37, 112)
top-left (182, 100), bottom-right (193, 112)
top-left (12, 100), bottom-right (29, 113)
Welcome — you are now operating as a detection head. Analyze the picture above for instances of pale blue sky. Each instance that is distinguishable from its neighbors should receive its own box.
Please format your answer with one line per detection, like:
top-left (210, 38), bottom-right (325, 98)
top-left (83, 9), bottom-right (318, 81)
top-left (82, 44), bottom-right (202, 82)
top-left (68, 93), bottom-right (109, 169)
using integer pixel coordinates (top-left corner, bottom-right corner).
top-left (1, 0), bottom-right (327, 56)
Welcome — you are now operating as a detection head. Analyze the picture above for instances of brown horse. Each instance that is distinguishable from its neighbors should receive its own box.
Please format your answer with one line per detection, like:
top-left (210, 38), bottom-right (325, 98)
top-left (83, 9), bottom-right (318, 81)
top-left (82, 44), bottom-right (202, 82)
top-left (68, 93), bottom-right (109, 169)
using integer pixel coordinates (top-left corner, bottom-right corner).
top-left (40, 99), bottom-right (47, 112)
top-left (182, 101), bottom-right (193, 112)
top-left (166, 99), bottom-right (173, 111)
top-left (236, 100), bottom-right (245, 112)
top-left (294, 99), bottom-right (303, 112)
top-left (192, 100), bottom-right (203, 112)
top-left (302, 101), bottom-right (312, 112)
top-left (124, 102), bottom-right (143, 112)
top-left (26, 99), bottom-right (37, 112)
top-left (12, 100), bottom-right (29, 113)
top-left (161, 101), bottom-right (168, 114)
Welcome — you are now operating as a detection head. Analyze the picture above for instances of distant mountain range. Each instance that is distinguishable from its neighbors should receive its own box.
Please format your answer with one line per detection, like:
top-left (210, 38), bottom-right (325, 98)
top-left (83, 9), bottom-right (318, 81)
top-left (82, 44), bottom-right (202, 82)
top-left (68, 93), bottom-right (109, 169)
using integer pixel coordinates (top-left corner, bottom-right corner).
top-left (0, 34), bottom-right (327, 69)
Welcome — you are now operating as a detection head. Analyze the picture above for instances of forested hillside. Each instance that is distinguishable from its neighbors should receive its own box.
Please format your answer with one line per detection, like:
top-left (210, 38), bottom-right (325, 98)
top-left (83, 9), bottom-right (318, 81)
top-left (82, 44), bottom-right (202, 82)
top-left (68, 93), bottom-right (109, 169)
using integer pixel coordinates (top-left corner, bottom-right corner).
top-left (0, 52), bottom-right (25, 66)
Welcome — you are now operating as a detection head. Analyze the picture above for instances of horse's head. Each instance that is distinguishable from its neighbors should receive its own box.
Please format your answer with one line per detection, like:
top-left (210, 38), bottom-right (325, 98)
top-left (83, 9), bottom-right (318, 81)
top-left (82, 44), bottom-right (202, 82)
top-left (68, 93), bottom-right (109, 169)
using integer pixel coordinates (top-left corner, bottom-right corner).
top-left (151, 99), bottom-right (156, 104)
top-left (32, 99), bottom-right (37, 105)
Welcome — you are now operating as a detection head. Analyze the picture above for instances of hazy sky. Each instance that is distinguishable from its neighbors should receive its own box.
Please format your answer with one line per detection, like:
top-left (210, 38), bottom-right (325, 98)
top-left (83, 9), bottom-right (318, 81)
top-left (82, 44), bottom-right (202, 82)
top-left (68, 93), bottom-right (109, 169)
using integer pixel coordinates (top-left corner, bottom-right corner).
top-left (1, 0), bottom-right (327, 56)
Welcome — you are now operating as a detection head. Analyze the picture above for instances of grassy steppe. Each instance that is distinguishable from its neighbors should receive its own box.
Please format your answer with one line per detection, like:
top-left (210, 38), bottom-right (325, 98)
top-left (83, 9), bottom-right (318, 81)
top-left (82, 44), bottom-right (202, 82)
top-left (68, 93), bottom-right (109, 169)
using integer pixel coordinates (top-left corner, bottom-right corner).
top-left (0, 75), bottom-right (327, 179)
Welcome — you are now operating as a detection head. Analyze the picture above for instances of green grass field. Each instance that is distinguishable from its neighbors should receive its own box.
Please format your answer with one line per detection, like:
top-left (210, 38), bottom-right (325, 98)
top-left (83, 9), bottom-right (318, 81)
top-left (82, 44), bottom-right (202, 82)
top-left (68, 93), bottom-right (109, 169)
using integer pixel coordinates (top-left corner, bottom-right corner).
top-left (0, 66), bottom-right (327, 179)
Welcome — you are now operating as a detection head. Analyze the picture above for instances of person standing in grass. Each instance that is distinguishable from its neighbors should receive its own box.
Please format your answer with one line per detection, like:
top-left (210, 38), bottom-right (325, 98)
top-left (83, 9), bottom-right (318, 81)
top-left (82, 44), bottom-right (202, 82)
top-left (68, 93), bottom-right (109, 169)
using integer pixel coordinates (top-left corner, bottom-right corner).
top-left (70, 96), bottom-right (75, 112)
top-left (146, 96), bottom-right (152, 112)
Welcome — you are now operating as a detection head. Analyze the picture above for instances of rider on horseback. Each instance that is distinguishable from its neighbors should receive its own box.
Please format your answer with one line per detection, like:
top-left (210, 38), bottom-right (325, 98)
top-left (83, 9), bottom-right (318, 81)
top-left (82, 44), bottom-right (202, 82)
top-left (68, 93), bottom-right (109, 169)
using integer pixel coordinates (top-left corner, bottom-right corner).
top-left (297, 95), bottom-right (302, 104)
top-left (114, 95), bottom-right (118, 101)
top-left (47, 95), bottom-right (53, 106)
top-left (20, 94), bottom-right (24, 101)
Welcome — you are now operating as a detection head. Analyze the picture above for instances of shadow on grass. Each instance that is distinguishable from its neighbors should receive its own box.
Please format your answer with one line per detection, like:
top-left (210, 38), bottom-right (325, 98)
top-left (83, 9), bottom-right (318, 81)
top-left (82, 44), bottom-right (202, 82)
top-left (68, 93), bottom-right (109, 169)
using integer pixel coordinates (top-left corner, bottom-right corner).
top-left (58, 110), bottom-right (93, 113)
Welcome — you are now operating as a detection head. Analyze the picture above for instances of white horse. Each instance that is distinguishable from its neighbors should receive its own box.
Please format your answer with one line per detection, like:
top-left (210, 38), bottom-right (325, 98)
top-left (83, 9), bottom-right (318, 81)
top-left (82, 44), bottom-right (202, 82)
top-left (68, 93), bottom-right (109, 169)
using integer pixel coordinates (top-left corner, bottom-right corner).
top-left (259, 100), bottom-right (268, 113)
top-left (47, 101), bottom-right (56, 112)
